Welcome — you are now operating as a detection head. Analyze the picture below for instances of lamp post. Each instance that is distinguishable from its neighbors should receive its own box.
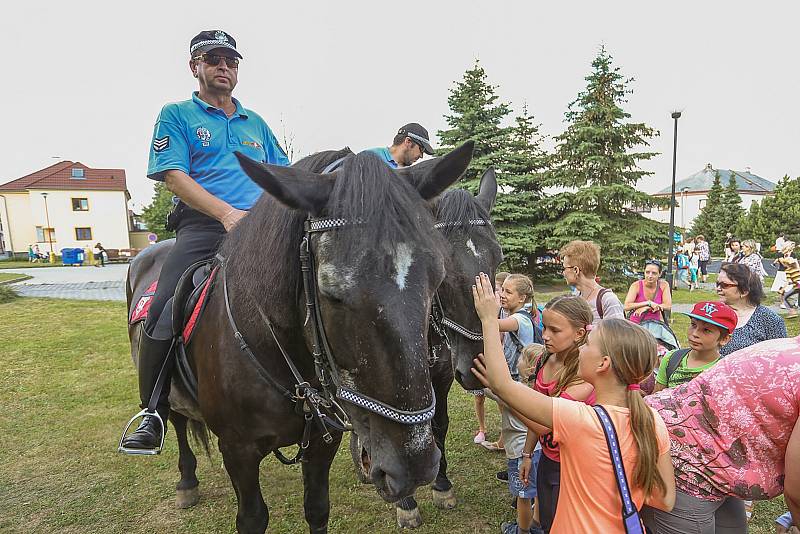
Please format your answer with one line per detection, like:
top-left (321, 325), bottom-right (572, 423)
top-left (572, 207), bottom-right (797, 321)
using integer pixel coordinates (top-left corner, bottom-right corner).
top-left (666, 111), bottom-right (681, 288)
top-left (41, 192), bottom-right (54, 260)
top-left (680, 187), bottom-right (689, 231)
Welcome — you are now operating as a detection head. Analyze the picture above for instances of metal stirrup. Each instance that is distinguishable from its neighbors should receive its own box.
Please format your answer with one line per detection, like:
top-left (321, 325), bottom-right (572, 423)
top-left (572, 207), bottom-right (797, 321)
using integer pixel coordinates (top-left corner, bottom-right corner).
top-left (117, 409), bottom-right (166, 455)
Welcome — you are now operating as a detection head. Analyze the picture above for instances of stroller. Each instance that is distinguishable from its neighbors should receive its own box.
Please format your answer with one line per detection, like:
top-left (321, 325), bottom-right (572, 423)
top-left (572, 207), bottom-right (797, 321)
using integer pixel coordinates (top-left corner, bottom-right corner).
top-left (638, 318), bottom-right (681, 395)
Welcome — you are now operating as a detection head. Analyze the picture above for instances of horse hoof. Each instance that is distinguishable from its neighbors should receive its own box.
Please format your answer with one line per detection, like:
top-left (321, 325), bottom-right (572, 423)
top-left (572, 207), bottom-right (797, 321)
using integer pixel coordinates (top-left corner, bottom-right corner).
top-left (175, 486), bottom-right (200, 509)
top-left (395, 505), bottom-right (423, 529)
top-left (432, 487), bottom-right (457, 510)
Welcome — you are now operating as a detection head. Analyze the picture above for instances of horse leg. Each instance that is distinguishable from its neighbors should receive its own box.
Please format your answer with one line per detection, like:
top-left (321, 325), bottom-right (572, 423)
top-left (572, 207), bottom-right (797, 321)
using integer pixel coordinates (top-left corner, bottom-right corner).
top-left (219, 438), bottom-right (268, 534)
top-left (171, 412), bottom-right (200, 509)
top-left (430, 365), bottom-right (456, 510)
top-left (302, 431), bottom-right (343, 534)
top-left (395, 495), bottom-right (422, 529)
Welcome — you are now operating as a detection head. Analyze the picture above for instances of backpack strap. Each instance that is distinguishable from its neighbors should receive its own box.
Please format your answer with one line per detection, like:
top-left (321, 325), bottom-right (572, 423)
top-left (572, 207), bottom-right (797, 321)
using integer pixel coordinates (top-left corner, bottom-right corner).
top-left (596, 287), bottom-right (611, 319)
top-left (593, 405), bottom-right (645, 534)
top-left (665, 348), bottom-right (691, 384)
top-left (508, 310), bottom-right (534, 378)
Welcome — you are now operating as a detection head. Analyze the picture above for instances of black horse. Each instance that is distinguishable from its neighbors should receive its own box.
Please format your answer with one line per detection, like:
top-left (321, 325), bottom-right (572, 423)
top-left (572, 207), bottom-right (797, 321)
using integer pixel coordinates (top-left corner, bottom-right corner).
top-left (349, 168), bottom-right (502, 527)
top-left (124, 143), bottom-right (474, 533)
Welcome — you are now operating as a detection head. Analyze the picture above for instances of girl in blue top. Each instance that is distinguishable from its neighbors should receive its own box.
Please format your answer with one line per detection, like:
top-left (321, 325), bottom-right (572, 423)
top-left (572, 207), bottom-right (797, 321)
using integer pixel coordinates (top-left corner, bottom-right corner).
top-left (499, 274), bottom-right (536, 380)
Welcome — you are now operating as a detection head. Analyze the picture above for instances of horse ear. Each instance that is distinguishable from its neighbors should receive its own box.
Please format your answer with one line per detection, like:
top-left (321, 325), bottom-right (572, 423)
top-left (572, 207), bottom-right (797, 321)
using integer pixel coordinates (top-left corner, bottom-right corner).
top-left (235, 152), bottom-right (334, 215)
top-left (476, 167), bottom-right (497, 212)
top-left (396, 141), bottom-right (474, 200)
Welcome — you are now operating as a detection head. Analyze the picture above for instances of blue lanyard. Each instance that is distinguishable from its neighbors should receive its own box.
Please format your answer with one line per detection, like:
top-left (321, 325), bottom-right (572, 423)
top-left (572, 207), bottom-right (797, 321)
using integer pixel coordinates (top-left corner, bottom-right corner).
top-left (593, 405), bottom-right (645, 534)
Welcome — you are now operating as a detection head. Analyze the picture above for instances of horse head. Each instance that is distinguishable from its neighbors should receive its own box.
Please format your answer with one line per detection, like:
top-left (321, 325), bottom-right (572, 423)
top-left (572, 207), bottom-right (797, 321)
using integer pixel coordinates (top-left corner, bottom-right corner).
top-left (235, 141), bottom-right (473, 502)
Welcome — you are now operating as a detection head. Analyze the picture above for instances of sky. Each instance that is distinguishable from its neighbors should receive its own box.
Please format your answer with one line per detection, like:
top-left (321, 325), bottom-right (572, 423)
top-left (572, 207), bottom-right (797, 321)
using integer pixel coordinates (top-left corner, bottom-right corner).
top-left (3, 1), bottom-right (798, 210)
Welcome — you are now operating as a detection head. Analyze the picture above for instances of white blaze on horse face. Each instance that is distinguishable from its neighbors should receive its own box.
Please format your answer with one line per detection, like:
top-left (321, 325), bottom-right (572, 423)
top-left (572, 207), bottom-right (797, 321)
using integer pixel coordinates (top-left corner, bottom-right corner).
top-left (466, 238), bottom-right (481, 258)
top-left (392, 243), bottom-right (414, 290)
top-left (316, 233), bottom-right (356, 295)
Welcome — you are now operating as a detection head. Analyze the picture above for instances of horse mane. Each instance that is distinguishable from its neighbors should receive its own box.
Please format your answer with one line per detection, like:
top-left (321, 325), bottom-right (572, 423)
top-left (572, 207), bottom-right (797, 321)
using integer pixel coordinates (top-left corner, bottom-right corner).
top-left (219, 148), bottom-right (444, 327)
top-left (433, 188), bottom-right (492, 236)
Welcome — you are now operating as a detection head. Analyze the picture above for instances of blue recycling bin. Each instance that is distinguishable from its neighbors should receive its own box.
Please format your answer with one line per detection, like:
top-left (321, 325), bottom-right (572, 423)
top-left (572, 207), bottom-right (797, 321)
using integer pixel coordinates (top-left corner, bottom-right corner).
top-left (61, 248), bottom-right (84, 266)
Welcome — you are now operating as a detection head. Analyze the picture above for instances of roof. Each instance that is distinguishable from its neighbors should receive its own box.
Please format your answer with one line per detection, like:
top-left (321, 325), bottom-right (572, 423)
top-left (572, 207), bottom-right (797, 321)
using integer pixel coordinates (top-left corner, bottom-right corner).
top-left (655, 164), bottom-right (776, 196)
top-left (0, 161), bottom-right (128, 193)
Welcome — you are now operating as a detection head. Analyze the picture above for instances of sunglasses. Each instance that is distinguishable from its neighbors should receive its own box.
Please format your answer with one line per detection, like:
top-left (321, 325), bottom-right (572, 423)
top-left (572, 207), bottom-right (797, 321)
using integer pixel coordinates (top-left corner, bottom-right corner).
top-left (716, 281), bottom-right (738, 289)
top-left (193, 53), bottom-right (239, 69)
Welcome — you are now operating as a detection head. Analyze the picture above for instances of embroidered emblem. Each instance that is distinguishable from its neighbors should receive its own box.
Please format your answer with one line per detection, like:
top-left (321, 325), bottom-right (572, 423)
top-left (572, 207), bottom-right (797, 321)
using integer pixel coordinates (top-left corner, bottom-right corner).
top-left (700, 302), bottom-right (718, 317)
top-left (242, 140), bottom-right (263, 149)
top-left (196, 127), bottom-right (212, 147)
top-left (153, 136), bottom-right (170, 153)
top-left (214, 31), bottom-right (228, 42)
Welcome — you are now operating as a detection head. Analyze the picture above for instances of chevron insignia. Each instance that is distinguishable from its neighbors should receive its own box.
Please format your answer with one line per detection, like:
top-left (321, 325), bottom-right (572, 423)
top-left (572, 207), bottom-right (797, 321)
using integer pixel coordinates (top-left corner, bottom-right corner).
top-left (153, 136), bottom-right (170, 153)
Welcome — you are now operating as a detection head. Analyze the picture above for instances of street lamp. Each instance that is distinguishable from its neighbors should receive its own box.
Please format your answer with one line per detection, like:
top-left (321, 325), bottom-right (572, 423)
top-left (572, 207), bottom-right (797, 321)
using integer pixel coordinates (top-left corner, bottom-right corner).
top-left (680, 187), bottom-right (690, 231)
top-left (41, 192), bottom-right (54, 257)
top-left (666, 111), bottom-right (681, 288)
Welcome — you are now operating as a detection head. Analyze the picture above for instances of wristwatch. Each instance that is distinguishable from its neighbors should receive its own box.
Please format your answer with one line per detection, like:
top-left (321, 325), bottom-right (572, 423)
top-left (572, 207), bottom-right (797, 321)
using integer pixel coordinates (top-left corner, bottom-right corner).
top-left (521, 451), bottom-right (533, 459)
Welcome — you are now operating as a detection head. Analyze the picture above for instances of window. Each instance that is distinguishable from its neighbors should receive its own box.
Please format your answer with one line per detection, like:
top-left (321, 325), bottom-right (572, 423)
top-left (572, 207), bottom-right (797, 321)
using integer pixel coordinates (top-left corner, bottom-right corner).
top-left (71, 168), bottom-right (85, 179)
top-left (699, 199), bottom-right (707, 209)
top-left (75, 227), bottom-right (93, 241)
top-left (36, 227), bottom-right (56, 242)
top-left (72, 197), bottom-right (89, 211)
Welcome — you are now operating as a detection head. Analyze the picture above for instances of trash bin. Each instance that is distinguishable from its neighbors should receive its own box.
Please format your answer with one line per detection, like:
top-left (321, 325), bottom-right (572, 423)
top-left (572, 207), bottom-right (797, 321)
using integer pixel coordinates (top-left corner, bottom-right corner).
top-left (61, 248), bottom-right (84, 266)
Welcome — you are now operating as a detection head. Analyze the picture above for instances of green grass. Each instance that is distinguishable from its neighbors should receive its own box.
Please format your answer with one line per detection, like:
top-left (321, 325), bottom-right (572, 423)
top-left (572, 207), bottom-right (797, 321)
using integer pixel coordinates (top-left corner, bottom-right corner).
top-left (0, 272), bottom-right (30, 284)
top-left (0, 298), bottom-right (791, 533)
top-left (0, 260), bottom-right (63, 269)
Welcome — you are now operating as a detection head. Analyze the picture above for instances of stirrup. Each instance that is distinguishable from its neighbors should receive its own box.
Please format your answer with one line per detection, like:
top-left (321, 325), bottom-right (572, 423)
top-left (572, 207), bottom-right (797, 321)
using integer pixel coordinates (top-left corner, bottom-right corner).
top-left (117, 409), bottom-right (166, 456)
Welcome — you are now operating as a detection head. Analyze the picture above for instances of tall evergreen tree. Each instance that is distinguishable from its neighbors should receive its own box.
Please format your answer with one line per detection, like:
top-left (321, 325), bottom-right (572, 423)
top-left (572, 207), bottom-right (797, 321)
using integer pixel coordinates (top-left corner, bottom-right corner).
top-left (717, 174), bottom-right (744, 249)
top-left (738, 176), bottom-right (800, 245)
top-left (533, 47), bottom-right (666, 283)
top-left (437, 62), bottom-right (546, 269)
top-left (141, 182), bottom-right (176, 241)
top-left (691, 171), bottom-right (724, 252)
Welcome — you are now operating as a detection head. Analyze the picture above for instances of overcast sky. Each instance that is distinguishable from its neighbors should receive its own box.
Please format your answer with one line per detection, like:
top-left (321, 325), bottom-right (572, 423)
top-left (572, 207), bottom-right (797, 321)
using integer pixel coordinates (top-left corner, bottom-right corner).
top-left (3, 1), bottom-right (798, 209)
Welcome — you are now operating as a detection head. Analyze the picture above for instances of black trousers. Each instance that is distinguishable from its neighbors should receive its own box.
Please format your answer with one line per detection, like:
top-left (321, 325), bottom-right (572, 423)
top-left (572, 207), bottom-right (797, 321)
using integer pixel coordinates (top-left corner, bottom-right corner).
top-left (142, 205), bottom-right (225, 417)
top-left (536, 452), bottom-right (561, 533)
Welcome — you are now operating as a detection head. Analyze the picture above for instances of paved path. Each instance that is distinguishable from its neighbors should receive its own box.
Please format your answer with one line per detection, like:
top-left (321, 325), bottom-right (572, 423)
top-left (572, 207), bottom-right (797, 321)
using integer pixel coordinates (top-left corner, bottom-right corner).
top-left (5, 265), bottom-right (127, 301)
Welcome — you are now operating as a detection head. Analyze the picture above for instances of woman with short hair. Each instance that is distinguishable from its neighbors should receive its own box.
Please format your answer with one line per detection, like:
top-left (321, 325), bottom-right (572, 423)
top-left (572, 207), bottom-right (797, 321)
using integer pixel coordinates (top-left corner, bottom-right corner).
top-left (716, 263), bottom-right (787, 356)
top-left (559, 240), bottom-right (624, 325)
top-left (739, 239), bottom-right (767, 283)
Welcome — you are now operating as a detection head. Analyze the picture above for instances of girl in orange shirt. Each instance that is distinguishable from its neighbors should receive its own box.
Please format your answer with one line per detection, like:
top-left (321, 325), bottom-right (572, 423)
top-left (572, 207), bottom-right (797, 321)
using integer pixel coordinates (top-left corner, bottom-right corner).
top-left (471, 273), bottom-right (675, 533)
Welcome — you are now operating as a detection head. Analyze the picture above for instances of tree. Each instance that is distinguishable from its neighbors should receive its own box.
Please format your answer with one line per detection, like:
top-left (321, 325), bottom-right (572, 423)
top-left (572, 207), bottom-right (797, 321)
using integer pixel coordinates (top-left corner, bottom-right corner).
top-left (691, 172), bottom-right (724, 253)
top-left (738, 176), bottom-right (800, 246)
top-left (437, 61), bottom-right (546, 269)
top-left (717, 174), bottom-right (744, 249)
top-left (533, 47), bottom-right (666, 283)
top-left (140, 182), bottom-right (175, 241)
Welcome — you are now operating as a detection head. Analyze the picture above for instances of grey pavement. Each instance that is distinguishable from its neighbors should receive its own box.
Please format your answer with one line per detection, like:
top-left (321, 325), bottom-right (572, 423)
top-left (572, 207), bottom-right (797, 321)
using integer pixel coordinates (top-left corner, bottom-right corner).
top-left (6, 264), bottom-right (127, 301)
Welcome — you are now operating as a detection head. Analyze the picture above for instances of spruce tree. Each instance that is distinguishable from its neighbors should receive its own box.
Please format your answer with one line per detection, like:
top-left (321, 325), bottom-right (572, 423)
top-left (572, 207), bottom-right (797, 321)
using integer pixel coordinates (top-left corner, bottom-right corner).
top-left (141, 182), bottom-right (176, 240)
top-left (738, 176), bottom-right (800, 245)
top-left (437, 62), bottom-right (546, 269)
top-left (717, 174), bottom-right (744, 250)
top-left (691, 171), bottom-right (724, 252)
top-left (534, 47), bottom-right (666, 283)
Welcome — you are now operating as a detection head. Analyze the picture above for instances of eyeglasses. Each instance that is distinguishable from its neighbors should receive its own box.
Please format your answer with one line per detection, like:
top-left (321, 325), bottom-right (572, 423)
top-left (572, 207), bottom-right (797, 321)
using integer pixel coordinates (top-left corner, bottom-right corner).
top-left (562, 265), bottom-right (578, 274)
top-left (716, 281), bottom-right (738, 289)
top-left (193, 53), bottom-right (239, 69)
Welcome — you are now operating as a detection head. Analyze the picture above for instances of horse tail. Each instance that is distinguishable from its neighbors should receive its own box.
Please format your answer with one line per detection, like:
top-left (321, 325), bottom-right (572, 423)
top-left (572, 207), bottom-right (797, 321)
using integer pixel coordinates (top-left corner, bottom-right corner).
top-left (188, 419), bottom-right (212, 458)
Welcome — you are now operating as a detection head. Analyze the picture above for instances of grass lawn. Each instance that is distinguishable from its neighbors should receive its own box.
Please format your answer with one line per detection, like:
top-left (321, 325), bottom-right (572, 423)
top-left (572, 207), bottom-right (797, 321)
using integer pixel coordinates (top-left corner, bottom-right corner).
top-left (0, 298), bottom-right (792, 533)
top-left (0, 260), bottom-right (63, 269)
top-left (0, 272), bottom-right (30, 284)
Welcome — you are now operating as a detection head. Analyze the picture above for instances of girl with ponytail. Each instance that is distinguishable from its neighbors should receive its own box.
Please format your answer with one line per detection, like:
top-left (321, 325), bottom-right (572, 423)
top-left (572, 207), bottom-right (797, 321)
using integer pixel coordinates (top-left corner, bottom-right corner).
top-left (471, 273), bottom-right (675, 533)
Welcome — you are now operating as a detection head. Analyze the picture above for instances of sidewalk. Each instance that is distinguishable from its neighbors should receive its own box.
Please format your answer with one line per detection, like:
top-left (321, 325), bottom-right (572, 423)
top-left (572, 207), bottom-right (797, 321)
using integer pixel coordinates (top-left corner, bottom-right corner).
top-left (6, 264), bottom-right (127, 301)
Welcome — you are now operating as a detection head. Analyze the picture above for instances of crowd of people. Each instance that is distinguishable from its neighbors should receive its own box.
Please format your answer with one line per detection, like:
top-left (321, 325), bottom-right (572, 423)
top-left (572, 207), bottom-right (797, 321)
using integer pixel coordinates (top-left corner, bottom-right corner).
top-left (469, 239), bottom-right (797, 534)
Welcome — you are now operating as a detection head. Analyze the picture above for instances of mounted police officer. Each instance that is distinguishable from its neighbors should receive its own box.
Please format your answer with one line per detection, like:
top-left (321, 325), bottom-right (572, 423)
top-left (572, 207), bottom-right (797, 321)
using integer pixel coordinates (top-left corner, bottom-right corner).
top-left (120, 30), bottom-right (290, 452)
top-left (368, 123), bottom-right (435, 168)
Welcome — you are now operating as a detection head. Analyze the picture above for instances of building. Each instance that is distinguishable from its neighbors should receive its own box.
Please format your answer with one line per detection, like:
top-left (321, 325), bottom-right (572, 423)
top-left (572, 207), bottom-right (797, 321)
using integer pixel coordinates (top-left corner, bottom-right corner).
top-left (0, 161), bottom-right (131, 257)
top-left (642, 164), bottom-right (776, 230)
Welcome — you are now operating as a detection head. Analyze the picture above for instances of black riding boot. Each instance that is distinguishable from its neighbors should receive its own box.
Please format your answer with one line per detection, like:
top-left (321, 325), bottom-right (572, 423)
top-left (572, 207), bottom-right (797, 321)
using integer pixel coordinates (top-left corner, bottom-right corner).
top-left (121, 330), bottom-right (174, 450)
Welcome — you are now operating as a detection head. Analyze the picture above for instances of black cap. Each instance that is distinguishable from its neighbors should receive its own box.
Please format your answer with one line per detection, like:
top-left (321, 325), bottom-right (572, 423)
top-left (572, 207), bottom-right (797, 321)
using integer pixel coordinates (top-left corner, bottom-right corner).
top-left (398, 123), bottom-right (434, 155)
top-left (190, 30), bottom-right (243, 59)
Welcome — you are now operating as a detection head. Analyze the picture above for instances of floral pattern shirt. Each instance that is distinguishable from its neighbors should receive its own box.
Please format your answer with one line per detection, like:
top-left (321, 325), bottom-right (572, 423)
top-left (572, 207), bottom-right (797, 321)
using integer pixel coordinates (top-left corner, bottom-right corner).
top-left (646, 336), bottom-right (800, 501)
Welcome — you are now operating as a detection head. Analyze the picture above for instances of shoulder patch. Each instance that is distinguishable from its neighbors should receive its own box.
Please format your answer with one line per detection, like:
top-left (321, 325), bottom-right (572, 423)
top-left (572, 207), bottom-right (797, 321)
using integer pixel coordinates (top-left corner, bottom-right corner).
top-left (153, 136), bottom-right (170, 153)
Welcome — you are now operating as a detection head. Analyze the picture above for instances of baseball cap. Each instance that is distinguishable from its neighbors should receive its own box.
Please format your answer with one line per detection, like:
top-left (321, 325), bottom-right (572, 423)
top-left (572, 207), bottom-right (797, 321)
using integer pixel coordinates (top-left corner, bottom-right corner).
top-left (190, 30), bottom-right (243, 59)
top-left (398, 123), bottom-right (434, 155)
top-left (680, 301), bottom-right (738, 334)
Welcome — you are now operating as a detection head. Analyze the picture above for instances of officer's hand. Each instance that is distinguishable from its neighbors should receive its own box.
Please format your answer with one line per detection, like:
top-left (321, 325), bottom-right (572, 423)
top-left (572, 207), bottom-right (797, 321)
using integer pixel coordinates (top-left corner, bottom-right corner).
top-left (221, 209), bottom-right (248, 232)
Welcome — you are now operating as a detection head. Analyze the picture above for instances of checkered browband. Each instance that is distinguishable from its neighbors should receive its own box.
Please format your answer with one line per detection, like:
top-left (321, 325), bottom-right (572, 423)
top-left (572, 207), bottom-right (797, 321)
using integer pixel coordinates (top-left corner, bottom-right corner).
top-left (441, 317), bottom-right (483, 341)
top-left (306, 217), bottom-right (364, 233)
top-left (337, 387), bottom-right (436, 425)
top-left (433, 219), bottom-right (489, 229)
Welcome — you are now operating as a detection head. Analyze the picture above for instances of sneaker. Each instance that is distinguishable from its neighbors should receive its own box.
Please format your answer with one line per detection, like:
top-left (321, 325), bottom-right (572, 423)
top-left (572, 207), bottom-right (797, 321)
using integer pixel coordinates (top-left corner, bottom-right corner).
top-left (500, 521), bottom-right (519, 534)
top-left (496, 470), bottom-right (509, 482)
top-left (473, 431), bottom-right (486, 444)
top-left (780, 303), bottom-right (787, 309)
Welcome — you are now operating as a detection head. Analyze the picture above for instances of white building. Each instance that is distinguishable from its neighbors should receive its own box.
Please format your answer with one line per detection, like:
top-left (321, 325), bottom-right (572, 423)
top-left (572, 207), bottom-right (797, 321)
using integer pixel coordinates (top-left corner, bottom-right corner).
top-left (642, 163), bottom-right (776, 230)
top-left (0, 161), bottom-right (131, 257)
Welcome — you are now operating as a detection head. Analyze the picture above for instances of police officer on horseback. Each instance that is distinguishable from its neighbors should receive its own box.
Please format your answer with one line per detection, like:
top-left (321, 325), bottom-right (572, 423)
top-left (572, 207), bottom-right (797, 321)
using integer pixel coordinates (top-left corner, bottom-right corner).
top-left (120, 30), bottom-right (290, 452)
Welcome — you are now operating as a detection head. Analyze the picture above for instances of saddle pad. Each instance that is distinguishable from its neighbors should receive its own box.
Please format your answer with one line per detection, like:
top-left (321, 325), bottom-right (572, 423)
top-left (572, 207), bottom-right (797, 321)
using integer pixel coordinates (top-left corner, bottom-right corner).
top-left (182, 266), bottom-right (218, 344)
top-left (130, 281), bottom-right (158, 324)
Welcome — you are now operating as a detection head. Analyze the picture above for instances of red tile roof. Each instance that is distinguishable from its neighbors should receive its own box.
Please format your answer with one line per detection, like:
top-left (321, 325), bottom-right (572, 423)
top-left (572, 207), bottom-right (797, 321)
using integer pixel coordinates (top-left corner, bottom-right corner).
top-left (0, 161), bottom-right (128, 193)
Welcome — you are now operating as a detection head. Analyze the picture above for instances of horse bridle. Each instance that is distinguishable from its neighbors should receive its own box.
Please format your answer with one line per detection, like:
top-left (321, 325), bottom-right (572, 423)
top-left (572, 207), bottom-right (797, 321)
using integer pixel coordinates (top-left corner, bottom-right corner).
top-left (427, 218), bottom-right (489, 362)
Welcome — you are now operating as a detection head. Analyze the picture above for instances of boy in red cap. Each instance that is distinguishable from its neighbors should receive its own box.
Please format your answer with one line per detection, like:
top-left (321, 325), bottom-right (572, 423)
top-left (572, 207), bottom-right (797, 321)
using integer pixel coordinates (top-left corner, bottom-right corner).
top-left (653, 301), bottom-right (737, 392)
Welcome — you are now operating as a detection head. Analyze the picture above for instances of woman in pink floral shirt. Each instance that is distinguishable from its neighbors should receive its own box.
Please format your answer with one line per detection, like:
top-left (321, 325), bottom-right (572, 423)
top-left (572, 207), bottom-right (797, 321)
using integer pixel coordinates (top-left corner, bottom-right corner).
top-left (644, 336), bottom-right (800, 533)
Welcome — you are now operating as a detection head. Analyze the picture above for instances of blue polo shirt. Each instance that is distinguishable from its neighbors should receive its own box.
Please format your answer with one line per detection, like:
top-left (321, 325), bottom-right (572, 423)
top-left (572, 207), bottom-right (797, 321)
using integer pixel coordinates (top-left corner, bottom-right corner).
top-left (147, 92), bottom-right (290, 210)
top-left (367, 147), bottom-right (398, 168)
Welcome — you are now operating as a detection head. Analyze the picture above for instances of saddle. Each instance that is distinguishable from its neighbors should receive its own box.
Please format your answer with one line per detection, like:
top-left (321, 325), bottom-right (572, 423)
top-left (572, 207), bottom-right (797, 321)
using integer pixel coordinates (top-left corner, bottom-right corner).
top-left (129, 259), bottom-right (217, 345)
